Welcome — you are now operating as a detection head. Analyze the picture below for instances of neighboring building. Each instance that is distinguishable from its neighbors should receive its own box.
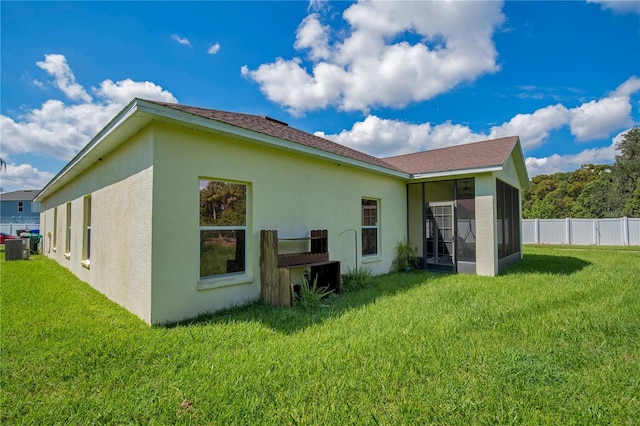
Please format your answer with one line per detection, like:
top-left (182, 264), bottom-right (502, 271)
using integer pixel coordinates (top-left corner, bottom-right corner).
top-left (0, 190), bottom-right (41, 224)
top-left (35, 99), bottom-right (529, 324)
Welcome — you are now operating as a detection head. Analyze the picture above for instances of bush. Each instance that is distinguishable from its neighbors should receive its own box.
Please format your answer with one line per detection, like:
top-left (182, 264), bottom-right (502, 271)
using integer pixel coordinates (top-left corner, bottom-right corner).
top-left (341, 266), bottom-right (374, 292)
top-left (294, 274), bottom-right (333, 309)
top-left (391, 240), bottom-right (418, 272)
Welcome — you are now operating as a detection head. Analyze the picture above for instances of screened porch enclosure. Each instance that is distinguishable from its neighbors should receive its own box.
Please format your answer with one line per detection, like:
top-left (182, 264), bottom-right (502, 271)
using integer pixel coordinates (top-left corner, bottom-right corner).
top-left (408, 179), bottom-right (477, 274)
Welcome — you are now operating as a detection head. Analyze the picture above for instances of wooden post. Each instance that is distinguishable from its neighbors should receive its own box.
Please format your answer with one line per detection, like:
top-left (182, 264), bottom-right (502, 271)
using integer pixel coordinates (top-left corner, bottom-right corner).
top-left (260, 230), bottom-right (291, 307)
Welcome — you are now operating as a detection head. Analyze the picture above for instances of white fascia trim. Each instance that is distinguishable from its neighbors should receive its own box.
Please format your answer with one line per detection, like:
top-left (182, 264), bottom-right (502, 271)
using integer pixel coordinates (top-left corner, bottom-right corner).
top-left (135, 100), bottom-right (409, 180)
top-left (411, 166), bottom-right (503, 180)
top-left (35, 99), bottom-right (143, 202)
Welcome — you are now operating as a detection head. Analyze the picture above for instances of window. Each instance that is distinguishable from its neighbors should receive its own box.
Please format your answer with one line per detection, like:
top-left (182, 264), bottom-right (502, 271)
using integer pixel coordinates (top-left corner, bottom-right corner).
top-left (199, 179), bottom-right (247, 279)
top-left (82, 196), bottom-right (91, 264)
top-left (362, 198), bottom-right (379, 256)
top-left (496, 179), bottom-right (521, 259)
top-left (53, 207), bottom-right (58, 250)
top-left (18, 202), bottom-right (24, 212)
top-left (65, 203), bottom-right (71, 257)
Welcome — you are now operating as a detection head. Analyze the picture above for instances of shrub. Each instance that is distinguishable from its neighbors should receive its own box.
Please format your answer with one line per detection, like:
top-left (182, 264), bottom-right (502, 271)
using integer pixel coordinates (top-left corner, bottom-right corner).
top-left (391, 240), bottom-right (418, 272)
top-left (341, 266), bottom-right (374, 292)
top-left (294, 274), bottom-right (333, 309)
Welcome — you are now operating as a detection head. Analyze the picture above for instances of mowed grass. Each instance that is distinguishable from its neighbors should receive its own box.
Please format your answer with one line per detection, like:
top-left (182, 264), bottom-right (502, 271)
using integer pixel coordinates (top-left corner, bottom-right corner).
top-left (1, 246), bottom-right (638, 424)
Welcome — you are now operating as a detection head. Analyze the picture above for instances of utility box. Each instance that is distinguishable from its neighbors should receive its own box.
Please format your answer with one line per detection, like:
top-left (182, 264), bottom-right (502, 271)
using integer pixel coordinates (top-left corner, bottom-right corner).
top-left (5, 238), bottom-right (29, 261)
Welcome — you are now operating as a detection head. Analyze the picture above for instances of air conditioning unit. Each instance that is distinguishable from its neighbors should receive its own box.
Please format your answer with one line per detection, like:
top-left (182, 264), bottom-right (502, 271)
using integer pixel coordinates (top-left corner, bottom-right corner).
top-left (5, 238), bottom-right (29, 261)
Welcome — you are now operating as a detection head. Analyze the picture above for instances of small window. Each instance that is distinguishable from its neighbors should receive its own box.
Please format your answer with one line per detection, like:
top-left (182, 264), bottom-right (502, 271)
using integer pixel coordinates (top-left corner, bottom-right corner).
top-left (82, 196), bottom-right (92, 263)
top-left (199, 180), bottom-right (247, 279)
top-left (18, 202), bottom-right (24, 212)
top-left (65, 202), bottom-right (71, 256)
top-left (362, 198), bottom-right (379, 256)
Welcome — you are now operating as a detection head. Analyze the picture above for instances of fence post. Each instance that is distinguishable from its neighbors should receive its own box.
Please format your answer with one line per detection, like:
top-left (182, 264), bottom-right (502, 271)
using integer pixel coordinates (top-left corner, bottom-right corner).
top-left (622, 217), bottom-right (629, 246)
top-left (566, 217), bottom-right (571, 245)
top-left (534, 218), bottom-right (540, 244)
top-left (593, 218), bottom-right (600, 246)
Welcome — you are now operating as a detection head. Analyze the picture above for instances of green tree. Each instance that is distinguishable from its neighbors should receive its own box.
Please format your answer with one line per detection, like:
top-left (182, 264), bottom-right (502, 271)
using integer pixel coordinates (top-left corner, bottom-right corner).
top-left (571, 174), bottom-right (623, 218)
top-left (522, 164), bottom-right (609, 218)
top-left (611, 127), bottom-right (640, 209)
top-left (623, 180), bottom-right (640, 217)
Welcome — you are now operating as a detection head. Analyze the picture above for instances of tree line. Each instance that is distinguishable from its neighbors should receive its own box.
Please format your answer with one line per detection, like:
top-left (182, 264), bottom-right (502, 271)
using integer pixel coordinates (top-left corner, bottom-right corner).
top-left (522, 127), bottom-right (640, 219)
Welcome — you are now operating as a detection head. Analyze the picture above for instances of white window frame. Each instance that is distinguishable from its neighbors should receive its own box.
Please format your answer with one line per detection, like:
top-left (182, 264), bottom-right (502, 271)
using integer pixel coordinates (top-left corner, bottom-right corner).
top-left (82, 196), bottom-right (91, 268)
top-left (52, 207), bottom-right (58, 251)
top-left (64, 202), bottom-right (71, 259)
top-left (198, 179), bottom-right (251, 289)
top-left (361, 198), bottom-right (380, 258)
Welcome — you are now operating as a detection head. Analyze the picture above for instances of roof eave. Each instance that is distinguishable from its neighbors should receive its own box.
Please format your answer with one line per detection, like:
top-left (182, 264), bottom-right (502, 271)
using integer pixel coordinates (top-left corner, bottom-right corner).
top-left (411, 165), bottom-right (503, 180)
top-left (36, 99), bottom-right (409, 203)
top-left (509, 138), bottom-right (531, 189)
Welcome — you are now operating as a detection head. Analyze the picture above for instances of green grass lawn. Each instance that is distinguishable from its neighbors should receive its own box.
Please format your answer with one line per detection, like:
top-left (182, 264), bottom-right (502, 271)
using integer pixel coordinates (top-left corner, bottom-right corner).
top-left (1, 246), bottom-right (639, 424)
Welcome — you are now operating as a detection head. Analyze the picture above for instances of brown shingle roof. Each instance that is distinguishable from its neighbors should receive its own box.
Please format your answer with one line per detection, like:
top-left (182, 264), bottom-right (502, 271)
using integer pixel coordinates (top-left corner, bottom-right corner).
top-left (150, 101), bottom-right (400, 171)
top-left (149, 101), bottom-right (520, 177)
top-left (383, 136), bottom-right (519, 175)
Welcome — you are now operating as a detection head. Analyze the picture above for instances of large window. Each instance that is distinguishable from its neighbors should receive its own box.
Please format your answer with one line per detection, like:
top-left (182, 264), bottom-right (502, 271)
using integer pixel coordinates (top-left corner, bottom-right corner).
top-left (496, 179), bottom-right (521, 259)
top-left (65, 202), bottom-right (71, 256)
top-left (53, 207), bottom-right (58, 251)
top-left (82, 196), bottom-right (92, 264)
top-left (199, 180), bottom-right (247, 279)
top-left (362, 198), bottom-right (379, 256)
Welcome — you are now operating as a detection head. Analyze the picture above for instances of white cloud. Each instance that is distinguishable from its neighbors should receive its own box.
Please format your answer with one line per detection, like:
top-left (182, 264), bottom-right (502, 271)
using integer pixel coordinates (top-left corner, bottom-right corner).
top-left (294, 14), bottom-right (331, 61)
top-left (569, 96), bottom-right (633, 141)
top-left (566, 76), bottom-right (640, 141)
top-left (0, 162), bottom-right (55, 192)
top-left (318, 78), bottom-right (638, 176)
top-left (243, 1), bottom-right (505, 114)
top-left (207, 43), bottom-right (221, 55)
top-left (317, 115), bottom-right (487, 157)
top-left (172, 34), bottom-right (192, 47)
top-left (612, 75), bottom-right (640, 97)
top-left (308, 0), bottom-right (329, 13)
top-left (94, 78), bottom-right (177, 105)
top-left (489, 104), bottom-right (571, 149)
top-left (587, 0), bottom-right (640, 14)
top-left (1, 54), bottom-right (178, 166)
top-left (525, 139), bottom-right (618, 177)
top-left (36, 54), bottom-right (92, 103)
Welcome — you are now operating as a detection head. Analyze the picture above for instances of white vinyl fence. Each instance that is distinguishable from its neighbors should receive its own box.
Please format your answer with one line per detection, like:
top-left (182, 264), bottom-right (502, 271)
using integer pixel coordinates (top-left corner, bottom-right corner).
top-left (0, 222), bottom-right (40, 237)
top-left (523, 217), bottom-right (640, 246)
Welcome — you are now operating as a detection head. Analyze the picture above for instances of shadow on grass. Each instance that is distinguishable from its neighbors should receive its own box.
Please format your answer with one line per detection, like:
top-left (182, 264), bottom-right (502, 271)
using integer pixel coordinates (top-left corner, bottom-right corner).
top-left (164, 271), bottom-right (439, 333)
top-left (502, 253), bottom-right (591, 276)
top-left (168, 253), bottom-right (591, 332)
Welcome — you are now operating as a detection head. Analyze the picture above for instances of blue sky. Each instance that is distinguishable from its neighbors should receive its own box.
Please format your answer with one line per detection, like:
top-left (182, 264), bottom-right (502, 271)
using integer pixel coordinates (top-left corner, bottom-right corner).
top-left (1, 0), bottom-right (639, 192)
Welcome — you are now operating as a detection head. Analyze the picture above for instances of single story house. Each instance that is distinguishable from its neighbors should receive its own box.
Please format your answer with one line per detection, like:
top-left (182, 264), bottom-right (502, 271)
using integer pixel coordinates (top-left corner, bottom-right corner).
top-left (35, 98), bottom-right (529, 324)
